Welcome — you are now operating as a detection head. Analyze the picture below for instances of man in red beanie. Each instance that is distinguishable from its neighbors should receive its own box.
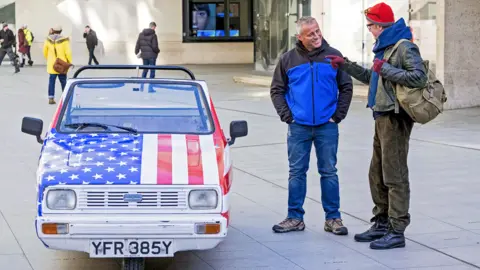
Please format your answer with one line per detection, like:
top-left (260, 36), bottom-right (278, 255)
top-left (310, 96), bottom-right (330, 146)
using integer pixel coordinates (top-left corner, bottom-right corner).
top-left (325, 2), bottom-right (428, 250)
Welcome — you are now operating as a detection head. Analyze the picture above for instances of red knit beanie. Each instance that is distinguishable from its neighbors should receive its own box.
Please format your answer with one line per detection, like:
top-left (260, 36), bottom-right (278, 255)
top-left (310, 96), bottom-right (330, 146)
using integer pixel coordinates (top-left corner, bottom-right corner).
top-left (365, 2), bottom-right (395, 27)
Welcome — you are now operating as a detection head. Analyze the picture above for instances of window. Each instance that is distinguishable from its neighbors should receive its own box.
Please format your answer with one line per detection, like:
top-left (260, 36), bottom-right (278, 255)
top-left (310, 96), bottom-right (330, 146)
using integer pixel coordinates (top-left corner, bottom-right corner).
top-left (57, 81), bottom-right (215, 134)
top-left (183, 0), bottom-right (253, 42)
top-left (0, 3), bottom-right (15, 25)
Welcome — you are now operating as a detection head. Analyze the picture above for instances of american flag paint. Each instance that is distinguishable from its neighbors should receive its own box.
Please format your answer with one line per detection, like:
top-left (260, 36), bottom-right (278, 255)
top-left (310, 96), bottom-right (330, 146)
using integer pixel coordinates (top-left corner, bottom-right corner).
top-left (36, 127), bottom-right (228, 216)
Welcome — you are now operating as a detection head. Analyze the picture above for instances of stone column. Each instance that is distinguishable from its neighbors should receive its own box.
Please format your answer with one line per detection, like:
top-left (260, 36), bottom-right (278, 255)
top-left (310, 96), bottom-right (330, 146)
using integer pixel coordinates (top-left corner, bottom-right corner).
top-left (436, 0), bottom-right (480, 109)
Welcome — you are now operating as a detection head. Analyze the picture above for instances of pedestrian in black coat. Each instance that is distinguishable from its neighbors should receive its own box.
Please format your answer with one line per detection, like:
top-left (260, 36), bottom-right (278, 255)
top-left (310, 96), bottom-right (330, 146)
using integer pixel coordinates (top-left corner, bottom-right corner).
top-left (0, 22), bottom-right (20, 73)
top-left (83, 25), bottom-right (99, 65)
top-left (135, 22), bottom-right (160, 78)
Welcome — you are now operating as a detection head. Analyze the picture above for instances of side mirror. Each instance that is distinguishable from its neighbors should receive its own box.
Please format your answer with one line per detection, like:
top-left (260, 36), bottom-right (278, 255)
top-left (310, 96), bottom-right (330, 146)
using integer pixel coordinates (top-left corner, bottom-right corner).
top-left (21, 117), bottom-right (44, 144)
top-left (228, 120), bottom-right (248, 145)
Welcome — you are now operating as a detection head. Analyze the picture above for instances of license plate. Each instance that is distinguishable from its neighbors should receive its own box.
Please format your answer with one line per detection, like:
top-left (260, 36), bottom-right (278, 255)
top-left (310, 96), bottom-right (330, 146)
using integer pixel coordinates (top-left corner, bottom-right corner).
top-left (89, 239), bottom-right (173, 258)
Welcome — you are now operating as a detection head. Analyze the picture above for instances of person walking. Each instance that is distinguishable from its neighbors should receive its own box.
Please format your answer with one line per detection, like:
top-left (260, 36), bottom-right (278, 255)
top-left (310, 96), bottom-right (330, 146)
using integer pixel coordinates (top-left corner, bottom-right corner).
top-left (43, 25), bottom-right (72, 105)
top-left (17, 25), bottom-right (30, 67)
top-left (83, 25), bottom-right (99, 65)
top-left (22, 24), bottom-right (34, 66)
top-left (134, 21), bottom-right (160, 78)
top-left (270, 16), bottom-right (353, 235)
top-left (0, 22), bottom-right (20, 73)
top-left (326, 2), bottom-right (428, 250)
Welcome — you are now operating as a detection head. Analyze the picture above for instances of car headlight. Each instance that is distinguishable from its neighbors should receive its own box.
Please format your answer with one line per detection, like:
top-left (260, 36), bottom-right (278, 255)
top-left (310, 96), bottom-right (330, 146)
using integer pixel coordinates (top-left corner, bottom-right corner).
top-left (188, 189), bottom-right (218, 210)
top-left (46, 189), bottom-right (76, 210)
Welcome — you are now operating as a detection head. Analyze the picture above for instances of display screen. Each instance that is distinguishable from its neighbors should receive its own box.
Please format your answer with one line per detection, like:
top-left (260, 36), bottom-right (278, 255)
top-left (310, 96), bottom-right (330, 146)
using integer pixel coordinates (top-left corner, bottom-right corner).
top-left (191, 2), bottom-right (240, 37)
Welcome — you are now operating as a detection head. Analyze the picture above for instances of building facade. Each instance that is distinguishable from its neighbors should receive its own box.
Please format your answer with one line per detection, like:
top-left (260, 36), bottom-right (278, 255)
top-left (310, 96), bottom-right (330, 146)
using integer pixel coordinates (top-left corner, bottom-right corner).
top-left (1, 0), bottom-right (479, 109)
top-left (2, 0), bottom-right (429, 67)
top-left (0, 0), bottom-right (437, 69)
top-left (253, 0), bottom-right (437, 73)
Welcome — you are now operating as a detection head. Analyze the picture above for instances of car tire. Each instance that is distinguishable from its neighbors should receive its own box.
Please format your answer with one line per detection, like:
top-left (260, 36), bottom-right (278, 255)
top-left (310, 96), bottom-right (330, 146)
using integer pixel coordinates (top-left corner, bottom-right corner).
top-left (122, 258), bottom-right (145, 270)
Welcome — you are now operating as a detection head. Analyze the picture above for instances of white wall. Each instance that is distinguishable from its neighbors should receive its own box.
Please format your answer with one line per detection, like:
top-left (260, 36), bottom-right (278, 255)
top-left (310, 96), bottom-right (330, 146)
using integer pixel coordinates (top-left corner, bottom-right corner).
top-left (15, 0), bottom-right (253, 66)
top-left (410, 19), bottom-right (437, 65)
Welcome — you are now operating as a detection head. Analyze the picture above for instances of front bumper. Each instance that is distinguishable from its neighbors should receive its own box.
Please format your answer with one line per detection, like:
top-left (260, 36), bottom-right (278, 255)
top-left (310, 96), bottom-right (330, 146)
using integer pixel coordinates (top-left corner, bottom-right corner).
top-left (36, 214), bottom-right (227, 258)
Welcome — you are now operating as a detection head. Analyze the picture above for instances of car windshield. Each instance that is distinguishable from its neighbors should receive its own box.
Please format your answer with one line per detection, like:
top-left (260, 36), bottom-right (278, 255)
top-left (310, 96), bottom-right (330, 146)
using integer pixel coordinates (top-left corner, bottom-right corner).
top-left (57, 81), bottom-right (214, 134)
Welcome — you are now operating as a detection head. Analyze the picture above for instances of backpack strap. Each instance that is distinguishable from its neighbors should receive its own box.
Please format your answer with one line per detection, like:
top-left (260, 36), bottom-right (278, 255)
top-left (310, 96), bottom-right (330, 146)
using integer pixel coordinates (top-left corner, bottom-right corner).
top-left (384, 39), bottom-right (410, 61)
top-left (383, 39), bottom-right (410, 114)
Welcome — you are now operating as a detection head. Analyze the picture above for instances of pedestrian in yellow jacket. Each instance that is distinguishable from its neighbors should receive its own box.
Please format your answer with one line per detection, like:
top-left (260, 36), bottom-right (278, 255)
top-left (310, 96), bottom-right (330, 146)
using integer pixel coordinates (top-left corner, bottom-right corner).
top-left (22, 25), bottom-right (34, 66)
top-left (43, 26), bottom-right (72, 105)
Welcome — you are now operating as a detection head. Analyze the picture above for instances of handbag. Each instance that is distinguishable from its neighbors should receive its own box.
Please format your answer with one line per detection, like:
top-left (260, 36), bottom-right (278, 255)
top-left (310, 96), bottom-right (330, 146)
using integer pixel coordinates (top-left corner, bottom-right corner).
top-left (52, 41), bottom-right (72, 74)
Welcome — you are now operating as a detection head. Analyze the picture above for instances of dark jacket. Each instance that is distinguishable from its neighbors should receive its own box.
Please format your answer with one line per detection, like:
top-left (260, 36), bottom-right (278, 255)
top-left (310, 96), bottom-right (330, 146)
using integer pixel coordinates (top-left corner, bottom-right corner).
top-left (341, 19), bottom-right (427, 113)
top-left (135, 28), bottom-right (160, 59)
top-left (270, 39), bottom-right (353, 125)
top-left (83, 30), bottom-right (98, 49)
top-left (0, 28), bottom-right (16, 49)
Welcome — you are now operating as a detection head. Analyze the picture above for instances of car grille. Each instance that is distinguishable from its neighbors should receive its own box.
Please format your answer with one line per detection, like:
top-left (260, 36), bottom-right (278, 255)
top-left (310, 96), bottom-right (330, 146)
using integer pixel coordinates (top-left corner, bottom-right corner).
top-left (77, 189), bottom-right (188, 210)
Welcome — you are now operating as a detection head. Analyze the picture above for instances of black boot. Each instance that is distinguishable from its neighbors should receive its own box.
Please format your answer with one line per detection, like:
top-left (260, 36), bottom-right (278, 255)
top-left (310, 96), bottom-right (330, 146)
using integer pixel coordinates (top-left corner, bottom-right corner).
top-left (354, 215), bottom-right (388, 242)
top-left (370, 227), bottom-right (405, 250)
top-left (14, 63), bottom-right (20, 73)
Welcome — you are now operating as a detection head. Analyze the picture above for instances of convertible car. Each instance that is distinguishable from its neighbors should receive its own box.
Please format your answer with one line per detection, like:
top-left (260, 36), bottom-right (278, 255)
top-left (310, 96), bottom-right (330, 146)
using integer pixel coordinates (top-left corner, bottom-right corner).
top-left (21, 65), bottom-right (248, 270)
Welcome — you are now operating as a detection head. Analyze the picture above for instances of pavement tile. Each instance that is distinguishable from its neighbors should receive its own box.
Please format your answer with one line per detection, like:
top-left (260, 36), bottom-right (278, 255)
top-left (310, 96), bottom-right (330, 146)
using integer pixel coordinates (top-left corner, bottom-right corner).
top-left (404, 217), bottom-right (464, 235)
top-left (194, 244), bottom-right (302, 269)
top-left (203, 257), bottom-right (303, 270)
top-left (0, 214), bottom-right (23, 255)
top-left (285, 252), bottom-right (391, 270)
top-left (408, 230), bottom-right (480, 249)
top-left (395, 266), bottom-right (478, 270)
top-left (26, 257), bottom-right (120, 270)
top-left (0, 254), bottom-right (32, 270)
top-left (147, 253), bottom-right (215, 270)
top-left (354, 248), bottom-right (462, 269)
top-left (437, 246), bottom-right (480, 266)
top-left (164, 261), bottom-right (215, 270)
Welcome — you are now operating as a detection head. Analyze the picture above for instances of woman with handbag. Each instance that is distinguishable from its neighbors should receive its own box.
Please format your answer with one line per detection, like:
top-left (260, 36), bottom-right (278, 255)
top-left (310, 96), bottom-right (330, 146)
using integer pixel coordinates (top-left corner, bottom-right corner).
top-left (43, 25), bottom-right (72, 105)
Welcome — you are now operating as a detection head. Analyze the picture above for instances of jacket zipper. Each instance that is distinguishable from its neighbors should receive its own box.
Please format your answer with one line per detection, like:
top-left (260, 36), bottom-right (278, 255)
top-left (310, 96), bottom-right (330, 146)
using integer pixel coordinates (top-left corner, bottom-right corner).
top-left (310, 61), bottom-right (315, 125)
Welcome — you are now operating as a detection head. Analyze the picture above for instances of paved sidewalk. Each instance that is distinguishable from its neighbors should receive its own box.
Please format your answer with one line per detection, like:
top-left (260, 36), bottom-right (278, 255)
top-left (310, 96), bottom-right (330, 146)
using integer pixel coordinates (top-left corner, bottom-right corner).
top-left (1, 64), bottom-right (480, 270)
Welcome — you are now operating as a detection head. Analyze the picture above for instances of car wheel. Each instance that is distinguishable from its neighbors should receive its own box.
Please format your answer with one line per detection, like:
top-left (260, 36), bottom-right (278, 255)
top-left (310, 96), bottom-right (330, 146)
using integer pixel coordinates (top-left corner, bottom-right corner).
top-left (122, 258), bottom-right (145, 270)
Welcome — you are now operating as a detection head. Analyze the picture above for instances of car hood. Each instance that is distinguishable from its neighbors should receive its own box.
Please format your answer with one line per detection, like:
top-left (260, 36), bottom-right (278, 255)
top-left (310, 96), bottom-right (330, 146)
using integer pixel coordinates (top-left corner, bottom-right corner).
top-left (37, 130), bottom-right (223, 187)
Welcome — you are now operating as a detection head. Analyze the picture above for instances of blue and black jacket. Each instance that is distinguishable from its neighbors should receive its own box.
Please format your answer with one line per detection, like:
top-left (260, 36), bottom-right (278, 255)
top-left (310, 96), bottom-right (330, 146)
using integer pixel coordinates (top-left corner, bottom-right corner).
top-left (270, 39), bottom-right (353, 125)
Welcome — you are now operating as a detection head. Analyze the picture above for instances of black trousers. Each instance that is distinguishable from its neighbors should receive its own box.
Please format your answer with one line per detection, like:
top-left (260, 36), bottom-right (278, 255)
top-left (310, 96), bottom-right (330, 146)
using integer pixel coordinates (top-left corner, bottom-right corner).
top-left (0, 47), bottom-right (19, 70)
top-left (88, 47), bottom-right (99, 65)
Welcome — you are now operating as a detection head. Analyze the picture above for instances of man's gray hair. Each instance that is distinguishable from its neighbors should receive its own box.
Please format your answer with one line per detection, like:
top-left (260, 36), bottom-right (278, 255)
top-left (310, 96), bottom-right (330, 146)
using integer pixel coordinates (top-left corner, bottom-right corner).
top-left (296, 16), bottom-right (318, 34)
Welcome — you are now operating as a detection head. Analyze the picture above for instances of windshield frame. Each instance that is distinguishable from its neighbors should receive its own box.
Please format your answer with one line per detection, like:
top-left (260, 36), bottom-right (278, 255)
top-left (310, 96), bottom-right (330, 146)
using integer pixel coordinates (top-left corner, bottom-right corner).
top-left (54, 78), bottom-right (216, 135)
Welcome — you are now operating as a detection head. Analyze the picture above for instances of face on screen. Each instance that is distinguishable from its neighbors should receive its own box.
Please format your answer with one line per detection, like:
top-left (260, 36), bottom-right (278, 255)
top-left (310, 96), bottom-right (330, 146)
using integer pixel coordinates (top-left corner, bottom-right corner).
top-left (192, 7), bottom-right (209, 30)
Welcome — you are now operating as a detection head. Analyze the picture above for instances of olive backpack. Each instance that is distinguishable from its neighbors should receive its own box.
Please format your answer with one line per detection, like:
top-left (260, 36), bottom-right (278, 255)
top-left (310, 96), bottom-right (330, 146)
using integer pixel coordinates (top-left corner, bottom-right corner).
top-left (384, 39), bottom-right (447, 124)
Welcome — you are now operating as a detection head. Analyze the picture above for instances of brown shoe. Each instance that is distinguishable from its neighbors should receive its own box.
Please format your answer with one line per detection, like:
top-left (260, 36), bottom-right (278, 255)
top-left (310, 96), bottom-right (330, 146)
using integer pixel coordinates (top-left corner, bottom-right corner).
top-left (48, 98), bottom-right (56, 105)
top-left (272, 218), bottom-right (305, 233)
top-left (325, 218), bottom-right (348, 235)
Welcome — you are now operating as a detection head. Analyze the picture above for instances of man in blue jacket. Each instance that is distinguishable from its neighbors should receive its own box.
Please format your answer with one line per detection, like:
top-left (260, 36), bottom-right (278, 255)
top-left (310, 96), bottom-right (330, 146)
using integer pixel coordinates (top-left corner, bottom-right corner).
top-left (270, 16), bottom-right (353, 235)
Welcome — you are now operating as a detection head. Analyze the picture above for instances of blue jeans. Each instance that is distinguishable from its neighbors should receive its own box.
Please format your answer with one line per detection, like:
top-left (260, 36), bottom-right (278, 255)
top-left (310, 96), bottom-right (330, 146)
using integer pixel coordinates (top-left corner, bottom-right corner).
top-left (48, 74), bottom-right (67, 98)
top-left (142, 58), bottom-right (156, 78)
top-left (287, 121), bottom-right (341, 221)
